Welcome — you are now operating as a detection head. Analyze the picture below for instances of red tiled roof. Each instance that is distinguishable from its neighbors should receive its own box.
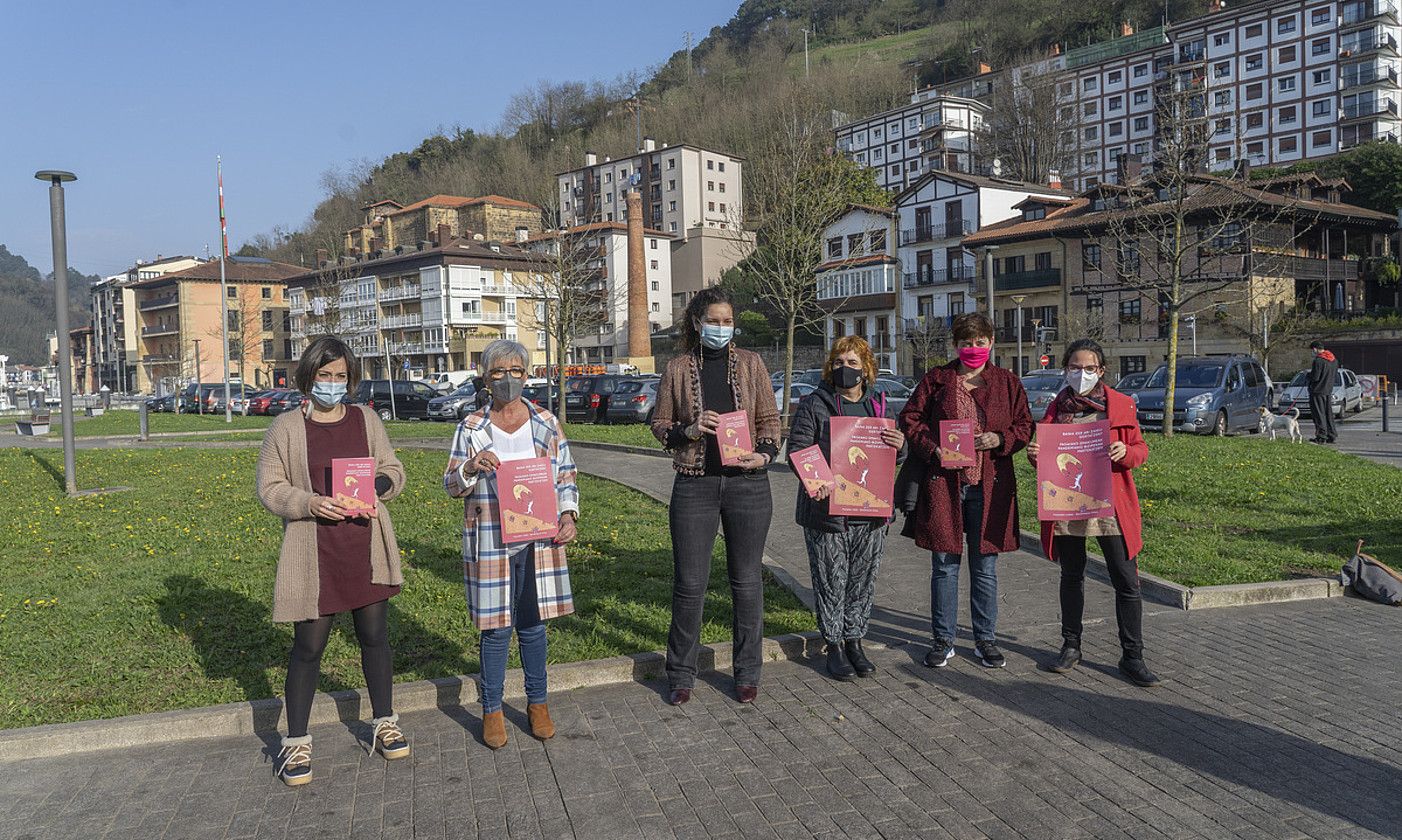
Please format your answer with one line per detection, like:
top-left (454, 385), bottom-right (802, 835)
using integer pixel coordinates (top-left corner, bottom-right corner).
top-left (128, 258), bottom-right (304, 286)
top-left (386, 194), bottom-right (477, 215)
top-left (465, 194), bottom-right (540, 211)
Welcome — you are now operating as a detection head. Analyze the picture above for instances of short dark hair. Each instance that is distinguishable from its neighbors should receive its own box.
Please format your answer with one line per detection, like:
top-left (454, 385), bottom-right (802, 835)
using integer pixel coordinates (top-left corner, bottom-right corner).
top-left (1061, 338), bottom-right (1106, 369)
top-left (294, 336), bottom-right (360, 394)
top-left (680, 286), bottom-right (735, 352)
top-left (1309, 340), bottom-right (1324, 350)
top-left (950, 312), bottom-right (995, 344)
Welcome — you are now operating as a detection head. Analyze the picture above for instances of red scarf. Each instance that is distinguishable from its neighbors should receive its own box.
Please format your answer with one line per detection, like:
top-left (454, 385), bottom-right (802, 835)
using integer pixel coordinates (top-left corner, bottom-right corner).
top-left (1052, 382), bottom-right (1108, 423)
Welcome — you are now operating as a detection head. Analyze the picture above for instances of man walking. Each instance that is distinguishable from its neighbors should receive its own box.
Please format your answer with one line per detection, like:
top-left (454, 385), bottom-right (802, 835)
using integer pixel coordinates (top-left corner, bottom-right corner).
top-left (1307, 340), bottom-right (1339, 444)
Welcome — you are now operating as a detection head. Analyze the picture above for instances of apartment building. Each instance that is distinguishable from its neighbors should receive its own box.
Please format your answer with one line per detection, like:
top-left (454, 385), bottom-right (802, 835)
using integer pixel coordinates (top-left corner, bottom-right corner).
top-left (1059, 0), bottom-right (1401, 189)
top-left (555, 140), bottom-right (753, 310)
top-left (345, 194), bottom-right (542, 254)
top-left (288, 226), bottom-right (550, 378)
top-left (816, 205), bottom-right (900, 371)
top-left (524, 222), bottom-right (674, 364)
top-left (833, 90), bottom-right (989, 192)
top-left (963, 173), bottom-right (1396, 376)
top-left (127, 257), bottom-right (302, 394)
top-left (89, 255), bottom-right (204, 392)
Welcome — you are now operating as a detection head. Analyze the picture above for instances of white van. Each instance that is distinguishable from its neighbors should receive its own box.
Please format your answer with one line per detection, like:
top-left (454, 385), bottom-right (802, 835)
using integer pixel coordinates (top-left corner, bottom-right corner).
top-left (423, 370), bottom-right (474, 394)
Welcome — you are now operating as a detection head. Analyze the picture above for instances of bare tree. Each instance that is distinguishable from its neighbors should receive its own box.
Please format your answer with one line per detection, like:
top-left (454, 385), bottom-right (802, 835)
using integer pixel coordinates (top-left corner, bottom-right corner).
top-left (903, 315), bottom-right (948, 376)
top-left (976, 61), bottom-right (1076, 183)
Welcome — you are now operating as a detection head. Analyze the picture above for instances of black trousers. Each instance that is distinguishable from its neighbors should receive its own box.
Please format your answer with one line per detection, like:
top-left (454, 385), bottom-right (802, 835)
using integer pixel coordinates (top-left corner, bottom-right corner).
top-left (1309, 392), bottom-right (1337, 441)
top-left (284, 600), bottom-right (394, 738)
top-left (1054, 535), bottom-right (1143, 659)
top-left (666, 472), bottom-right (772, 689)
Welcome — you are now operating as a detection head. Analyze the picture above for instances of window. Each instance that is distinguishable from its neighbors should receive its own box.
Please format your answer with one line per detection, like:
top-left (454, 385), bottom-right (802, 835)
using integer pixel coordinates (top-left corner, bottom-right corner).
top-left (604, 172), bottom-right (612, 183)
top-left (1278, 16), bottom-right (1296, 34)
top-left (1083, 77), bottom-right (1098, 92)
top-left (1246, 23), bottom-right (1263, 39)
top-left (668, 200), bottom-right (677, 211)
top-left (1215, 146), bottom-right (1232, 161)
top-left (651, 280), bottom-right (659, 291)
top-left (1211, 221), bottom-right (1244, 249)
top-left (1312, 69), bottom-right (1332, 87)
top-left (1108, 122), bottom-right (1123, 137)
top-left (649, 259), bottom-right (659, 270)
top-left (1119, 299), bottom-right (1141, 324)
top-left (1213, 32), bottom-right (1231, 47)
top-left (1035, 251), bottom-right (1052, 270)
top-left (1280, 136), bottom-right (1298, 153)
top-left (1247, 111), bottom-right (1265, 128)
top-left (1215, 90), bottom-right (1232, 106)
top-left (1108, 95), bottom-right (1123, 111)
top-left (667, 180), bottom-right (676, 191)
top-left (1312, 38), bottom-right (1330, 57)
top-left (1313, 99), bottom-right (1331, 117)
top-left (889, 143), bottom-right (899, 154)
top-left (667, 157), bottom-right (676, 170)
top-left (651, 302), bottom-right (659, 313)
top-left (262, 339), bottom-right (274, 358)
top-left (828, 237), bottom-right (843, 258)
top-left (1246, 82), bottom-right (1264, 100)
top-left (1279, 77), bottom-right (1296, 93)
top-left (1280, 105), bottom-right (1298, 124)
top-left (1245, 53), bottom-right (1263, 71)
top-left (718, 182), bottom-right (726, 194)
top-left (649, 238), bottom-right (658, 250)
top-left (873, 128), bottom-right (882, 139)
top-left (719, 203), bottom-right (727, 214)
top-left (1023, 205), bottom-right (1046, 221)
top-left (669, 222), bottom-right (677, 232)
top-left (1312, 129), bottom-right (1332, 147)
top-left (707, 201), bottom-right (715, 212)
top-left (1120, 355), bottom-right (1147, 377)
top-left (1084, 126), bottom-right (1099, 141)
top-left (718, 162), bottom-right (726, 172)
top-left (1083, 101), bottom-right (1098, 117)
top-left (706, 159), bottom-right (714, 170)
top-left (706, 181), bottom-right (714, 191)
top-left (261, 287), bottom-right (272, 299)
top-left (1083, 243), bottom-right (1102, 269)
top-left (1135, 116), bottom-right (1150, 131)
top-left (889, 165), bottom-right (900, 176)
top-left (1059, 105), bottom-right (1074, 121)
top-left (1109, 70), bottom-right (1122, 84)
top-left (1214, 61), bottom-right (1231, 78)
top-left (1083, 151), bottom-right (1098, 166)
top-left (1246, 140), bottom-right (1265, 155)
top-left (848, 233), bottom-right (864, 254)
top-left (1311, 6), bottom-right (1330, 25)
top-left (1278, 46), bottom-right (1297, 64)
top-left (261, 311), bottom-right (274, 330)
top-left (1215, 117), bottom-right (1232, 134)
top-left (1133, 90), bottom-right (1149, 105)
top-left (1134, 63), bottom-right (1148, 78)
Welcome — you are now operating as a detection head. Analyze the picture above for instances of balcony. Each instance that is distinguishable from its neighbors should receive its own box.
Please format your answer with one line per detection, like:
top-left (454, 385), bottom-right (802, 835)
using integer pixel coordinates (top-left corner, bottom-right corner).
top-left (993, 268), bottom-right (1062, 291)
top-left (903, 315), bottom-right (954, 333)
top-left (902, 268), bottom-right (973, 288)
top-left (379, 284), bottom-right (421, 302)
top-left (1341, 128), bottom-right (1399, 149)
top-left (380, 313), bottom-right (423, 328)
top-left (1341, 97), bottom-right (1399, 120)
top-left (1342, 64), bottom-right (1400, 89)
top-left (141, 354), bottom-right (177, 364)
top-left (480, 284), bottom-right (518, 296)
top-left (1340, 32), bottom-right (1399, 57)
top-left (138, 293), bottom-right (178, 311)
top-left (1340, 0), bottom-right (1400, 28)
top-left (899, 220), bottom-right (971, 246)
top-left (141, 324), bottom-right (178, 337)
top-left (1281, 255), bottom-right (1362, 282)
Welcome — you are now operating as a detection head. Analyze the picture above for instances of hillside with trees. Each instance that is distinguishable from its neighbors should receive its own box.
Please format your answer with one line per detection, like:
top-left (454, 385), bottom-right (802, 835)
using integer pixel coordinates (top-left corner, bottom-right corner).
top-left (0, 245), bottom-right (96, 366)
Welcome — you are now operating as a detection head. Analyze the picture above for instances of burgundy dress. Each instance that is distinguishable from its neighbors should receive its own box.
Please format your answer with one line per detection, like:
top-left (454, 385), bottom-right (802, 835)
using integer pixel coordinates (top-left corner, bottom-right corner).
top-left (304, 408), bottom-right (399, 616)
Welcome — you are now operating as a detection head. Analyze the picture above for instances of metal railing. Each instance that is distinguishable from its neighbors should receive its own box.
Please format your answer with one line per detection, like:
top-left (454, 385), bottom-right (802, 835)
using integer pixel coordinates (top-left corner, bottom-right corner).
top-left (994, 268), bottom-right (1062, 291)
top-left (1341, 97), bottom-right (1399, 119)
top-left (1341, 64), bottom-right (1399, 89)
top-left (1341, 0), bottom-right (1400, 25)
top-left (1340, 32), bottom-right (1399, 56)
top-left (138, 294), bottom-right (178, 311)
top-left (379, 284), bottom-right (421, 302)
top-left (899, 219), bottom-right (971, 245)
top-left (902, 268), bottom-right (973, 288)
top-left (141, 324), bottom-right (178, 337)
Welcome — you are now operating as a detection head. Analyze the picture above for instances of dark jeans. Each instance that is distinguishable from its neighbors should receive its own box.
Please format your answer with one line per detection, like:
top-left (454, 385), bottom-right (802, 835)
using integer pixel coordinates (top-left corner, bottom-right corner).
top-left (666, 472), bottom-right (772, 689)
top-left (1054, 534), bottom-right (1143, 659)
top-left (479, 544), bottom-right (546, 713)
top-left (931, 484), bottom-right (998, 644)
top-left (285, 600), bottom-right (393, 738)
top-left (1309, 392), bottom-right (1337, 441)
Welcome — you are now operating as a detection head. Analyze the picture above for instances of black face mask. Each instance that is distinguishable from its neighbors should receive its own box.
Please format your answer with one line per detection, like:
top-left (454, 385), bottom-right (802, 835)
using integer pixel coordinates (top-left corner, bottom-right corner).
top-left (832, 365), bottom-right (863, 390)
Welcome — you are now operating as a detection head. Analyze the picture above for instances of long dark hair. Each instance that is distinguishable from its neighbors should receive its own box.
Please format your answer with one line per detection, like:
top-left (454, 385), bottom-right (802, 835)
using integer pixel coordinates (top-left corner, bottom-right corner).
top-left (1061, 338), bottom-right (1106, 370)
top-left (680, 286), bottom-right (735, 352)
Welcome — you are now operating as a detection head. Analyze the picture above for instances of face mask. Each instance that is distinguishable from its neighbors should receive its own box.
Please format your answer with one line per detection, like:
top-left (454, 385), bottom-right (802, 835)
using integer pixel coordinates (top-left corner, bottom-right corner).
top-left (1066, 369), bottom-right (1100, 395)
top-left (832, 365), bottom-right (863, 390)
top-left (958, 346), bottom-right (991, 369)
top-left (310, 381), bottom-right (346, 408)
top-left (698, 323), bottom-right (734, 350)
top-left (491, 374), bottom-right (525, 403)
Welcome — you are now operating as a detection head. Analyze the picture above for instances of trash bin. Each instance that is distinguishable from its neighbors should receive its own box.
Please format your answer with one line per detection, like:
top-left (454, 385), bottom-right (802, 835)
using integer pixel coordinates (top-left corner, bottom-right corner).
top-left (99, 384), bottom-right (111, 410)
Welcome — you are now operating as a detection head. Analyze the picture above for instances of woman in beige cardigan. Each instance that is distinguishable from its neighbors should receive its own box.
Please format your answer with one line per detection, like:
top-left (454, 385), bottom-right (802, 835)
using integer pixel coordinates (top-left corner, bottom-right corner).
top-left (256, 337), bottom-right (408, 786)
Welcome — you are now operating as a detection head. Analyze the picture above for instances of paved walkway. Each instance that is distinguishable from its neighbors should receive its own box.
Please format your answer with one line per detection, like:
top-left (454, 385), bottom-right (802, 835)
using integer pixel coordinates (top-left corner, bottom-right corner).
top-left (4, 451), bottom-right (1402, 839)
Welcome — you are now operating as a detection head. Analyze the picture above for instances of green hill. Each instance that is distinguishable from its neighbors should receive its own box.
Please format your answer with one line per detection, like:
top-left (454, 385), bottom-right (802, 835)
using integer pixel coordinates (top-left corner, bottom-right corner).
top-left (0, 245), bottom-right (96, 367)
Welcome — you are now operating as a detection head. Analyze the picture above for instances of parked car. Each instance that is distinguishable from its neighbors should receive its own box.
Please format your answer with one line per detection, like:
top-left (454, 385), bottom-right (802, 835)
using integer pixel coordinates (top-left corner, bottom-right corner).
top-left (179, 382), bottom-right (234, 413)
top-left (144, 394), bottom-right (176, 413)
top-left (427, 381), bottom-right (479, 421)
top-left (211, 384), bottom-right (260, 415)
top-left (604, 379), bottom-right (660, 424)
top-left (1021, 370), bottom-right (1066, 418)
top-left (422, 369), bottom-right (474, 395)
top-left (774, 382), bottom-right (818, 414)
top-left (871, 378), bottom-right (912, 416)
top-left (522, 383), bottom-right (560, 413)
top-left (1115, 371), bottom-right (1152, 394)
top-left (563, 374), bottom-right (630, 423)
top-left (1275, 368), bottom-right (1365, 418)
top-left (347, 379), bottom-right (438, 420)
top-left (1133, 355), bottom-right (1271, 435)
top-left (245, 390), bottom-right (281, 415)
top-left (265, 390), bottom-right (305, 415)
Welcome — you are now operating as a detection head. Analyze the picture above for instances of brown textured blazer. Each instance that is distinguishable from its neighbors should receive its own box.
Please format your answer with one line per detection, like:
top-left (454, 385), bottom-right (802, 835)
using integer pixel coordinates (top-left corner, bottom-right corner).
top-left (650, 345), bottom-right (781, 475)
top-left (256, 404), bottom-right (406, 622)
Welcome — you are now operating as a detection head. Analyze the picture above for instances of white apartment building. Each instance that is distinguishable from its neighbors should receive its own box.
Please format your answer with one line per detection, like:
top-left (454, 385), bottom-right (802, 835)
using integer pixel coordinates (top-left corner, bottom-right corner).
top-left (89, 255), bottom-right (204, 392)
top-left (525, 222), bottom-right (675, 364)
top-left (833, 92), bottom-right (989, 192)
top-left (895, 172), bottom-right (1072, 365)
top-left (816, 206), bottom-right (900, 371)
top-left (556, 140), bottom-right (751, 313)
top-left (1059, 0), bottom-right (1401, 189)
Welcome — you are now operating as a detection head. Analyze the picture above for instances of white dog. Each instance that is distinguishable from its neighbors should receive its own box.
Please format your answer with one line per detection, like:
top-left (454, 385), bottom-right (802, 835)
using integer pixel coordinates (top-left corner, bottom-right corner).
top-left (1258, 406), bottom-right (1303, 443)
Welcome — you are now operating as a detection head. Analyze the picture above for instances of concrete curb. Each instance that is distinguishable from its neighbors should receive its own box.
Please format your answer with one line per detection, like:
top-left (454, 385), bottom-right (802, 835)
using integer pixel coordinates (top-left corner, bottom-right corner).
top-left (0, 632), bottom-right (822, 762)
top-left (567, 439), bottom-right (670, 459)
top-left (1016, 533), bottom-right (1342, 610)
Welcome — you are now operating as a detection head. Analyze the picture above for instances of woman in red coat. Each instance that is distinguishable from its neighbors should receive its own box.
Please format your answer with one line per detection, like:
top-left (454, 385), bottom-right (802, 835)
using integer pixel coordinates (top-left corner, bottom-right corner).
top-left (1027, 338), bottom-right (1161, 687)
top-left (899, 313), bottom-right (1033, 670)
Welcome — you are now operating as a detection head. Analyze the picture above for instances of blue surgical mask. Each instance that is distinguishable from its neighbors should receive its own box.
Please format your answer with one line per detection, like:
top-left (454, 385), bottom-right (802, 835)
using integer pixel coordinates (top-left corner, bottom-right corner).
top-left (310, 381), bottom-right (347, 408)
top-left (698, 323), bottom-right (734, 350)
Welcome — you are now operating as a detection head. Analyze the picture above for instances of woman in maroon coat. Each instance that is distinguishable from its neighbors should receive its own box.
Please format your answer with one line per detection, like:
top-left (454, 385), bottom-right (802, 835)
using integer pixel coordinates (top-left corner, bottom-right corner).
top-left (899, 313), bottom-right (1033, 669)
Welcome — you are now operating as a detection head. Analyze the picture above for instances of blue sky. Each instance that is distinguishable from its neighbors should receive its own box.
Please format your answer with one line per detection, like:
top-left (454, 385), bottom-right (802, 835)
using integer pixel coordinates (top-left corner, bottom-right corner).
top-left (2, 0), bottom-right (738, 276)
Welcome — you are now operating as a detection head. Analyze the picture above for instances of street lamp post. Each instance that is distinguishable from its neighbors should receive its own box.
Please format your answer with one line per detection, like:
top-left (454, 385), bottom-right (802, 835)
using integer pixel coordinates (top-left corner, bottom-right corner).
top-left (1010, 295), bottom-right (1027, 376)
top-left (193, 339), bottom-right (203, 415)
top-left (800, 27), bottom-right (811, 78)
top-left (0, 354), bottom-right (9, 410)
top-left (1031, 318), bottom-right (1043, 367)
top-left (35, 170), bottom-right (79, 496)
top-left (982, 246), bottom-right (999, 326)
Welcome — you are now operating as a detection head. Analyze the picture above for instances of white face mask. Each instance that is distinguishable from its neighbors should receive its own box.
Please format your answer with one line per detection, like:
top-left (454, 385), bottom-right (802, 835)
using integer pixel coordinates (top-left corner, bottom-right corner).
top-left (1066, 369), bottom-right (1100, 395)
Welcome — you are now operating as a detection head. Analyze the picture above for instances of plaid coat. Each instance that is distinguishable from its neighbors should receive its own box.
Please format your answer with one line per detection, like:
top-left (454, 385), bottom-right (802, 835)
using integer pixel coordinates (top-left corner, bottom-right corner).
top-left (443, 402), bottom-right (579, 630)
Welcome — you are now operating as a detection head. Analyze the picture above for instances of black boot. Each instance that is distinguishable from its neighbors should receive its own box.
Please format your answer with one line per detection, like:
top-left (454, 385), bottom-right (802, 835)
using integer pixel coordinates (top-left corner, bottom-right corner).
top-left (844, 639), bottom-right (876, 677)
top-left (1118, 655), bottom-right (1162, 688)
top-left (825, 642), bottom-right (856, 681)
top-left (1047, 643), bottom-right (1081, 674)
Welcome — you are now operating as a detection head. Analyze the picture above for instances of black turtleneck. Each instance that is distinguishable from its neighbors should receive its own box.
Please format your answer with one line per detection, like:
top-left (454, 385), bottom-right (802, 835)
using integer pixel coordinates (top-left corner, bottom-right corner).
top-left (665, 344), bottom-right (777, 475)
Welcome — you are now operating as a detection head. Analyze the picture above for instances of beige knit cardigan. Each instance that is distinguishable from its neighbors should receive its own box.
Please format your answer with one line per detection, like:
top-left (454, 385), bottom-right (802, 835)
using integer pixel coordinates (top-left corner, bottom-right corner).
top-left (256, 405), bottom-right (406, 622)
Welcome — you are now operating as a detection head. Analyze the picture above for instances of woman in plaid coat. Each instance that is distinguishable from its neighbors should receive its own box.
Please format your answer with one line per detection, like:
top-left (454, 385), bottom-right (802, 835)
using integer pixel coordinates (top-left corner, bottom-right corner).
top-left (444, 340), bottom-right (579, 750)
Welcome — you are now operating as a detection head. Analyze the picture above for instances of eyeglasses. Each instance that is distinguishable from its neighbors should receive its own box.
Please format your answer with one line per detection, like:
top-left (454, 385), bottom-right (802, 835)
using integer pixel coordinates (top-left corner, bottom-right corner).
top-left (1065, 365), bottom-right (1101, 373)
top-left (488, 367), bottom-right (527, 380)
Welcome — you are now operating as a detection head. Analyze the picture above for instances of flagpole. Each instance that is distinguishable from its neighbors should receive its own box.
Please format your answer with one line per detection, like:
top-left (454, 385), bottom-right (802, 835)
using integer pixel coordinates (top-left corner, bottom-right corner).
top-left (218, 156), bottom-right (232, 423)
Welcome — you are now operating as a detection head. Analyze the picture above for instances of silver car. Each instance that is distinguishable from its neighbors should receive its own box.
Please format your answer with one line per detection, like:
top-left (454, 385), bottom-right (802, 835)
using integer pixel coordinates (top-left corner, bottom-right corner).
top-left (1276, 368), bottom-right (1364, 418)
top-left (1021, 370), bottom-right (1065, 418)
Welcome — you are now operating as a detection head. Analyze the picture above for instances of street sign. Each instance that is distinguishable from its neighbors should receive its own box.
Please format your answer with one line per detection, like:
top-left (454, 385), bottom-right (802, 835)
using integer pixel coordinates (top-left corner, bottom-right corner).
top-left (1039, 354), bottom-right (1051, 368)
top-left (402, 360), bottom-right (411, 371)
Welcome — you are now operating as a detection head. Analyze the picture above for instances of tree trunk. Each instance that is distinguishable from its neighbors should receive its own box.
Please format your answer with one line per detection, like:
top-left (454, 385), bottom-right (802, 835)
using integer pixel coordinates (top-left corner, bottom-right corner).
top-left (1164, 286), bottom-right (1181, 440)
top-left (782, 311), bottom-right (797, 434)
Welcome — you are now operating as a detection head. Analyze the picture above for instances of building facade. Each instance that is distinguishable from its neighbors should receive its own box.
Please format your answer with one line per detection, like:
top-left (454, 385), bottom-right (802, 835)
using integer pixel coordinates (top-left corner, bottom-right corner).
top-left (288, 231), bottom-right (550, 378)
top-left (89, 255), bottom-right (204, 393)
top-left (833, 91), bottom-right (989, 192)
top-left (816, 206), bottom-right (900, 372)
top-left (345, 195), bottom-right (542, 254)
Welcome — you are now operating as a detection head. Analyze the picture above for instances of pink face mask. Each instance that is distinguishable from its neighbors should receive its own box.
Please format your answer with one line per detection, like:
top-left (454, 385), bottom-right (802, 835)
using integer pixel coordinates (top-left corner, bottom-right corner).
top-left (958, 346), bottom-right (991, 369)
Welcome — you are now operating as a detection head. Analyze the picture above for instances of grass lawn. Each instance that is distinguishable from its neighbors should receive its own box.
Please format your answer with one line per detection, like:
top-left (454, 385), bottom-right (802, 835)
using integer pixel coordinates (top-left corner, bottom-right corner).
top-left (1013, 434), bottom-right (1402, 587)
top-left (0, 447), bottom-right (811, 729)
top-left (52, 410), bottom-right (273, 437)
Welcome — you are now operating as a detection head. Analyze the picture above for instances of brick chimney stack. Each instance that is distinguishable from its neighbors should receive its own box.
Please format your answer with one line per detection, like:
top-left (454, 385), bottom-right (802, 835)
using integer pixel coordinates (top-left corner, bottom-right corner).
top-left (437, 223), bottom-right (452, 246)
top-left (625, 190), bottom-right (651, 367)
top-left (315, 248), bottom-right (328, 268)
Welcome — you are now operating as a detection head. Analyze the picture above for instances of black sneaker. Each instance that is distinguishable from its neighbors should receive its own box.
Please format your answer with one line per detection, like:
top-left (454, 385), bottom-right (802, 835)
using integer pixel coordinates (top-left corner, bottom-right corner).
top-left (1118, 656), bottom-right (1163, 687)
top-left (923, 639), bottom-right (954, 668)
top-left (1046, 644), bottom-right (1081, 674)
top-left (276, 737), bottom-right (312, 786)
top-left (974, 641), bottom-right (1006, 669)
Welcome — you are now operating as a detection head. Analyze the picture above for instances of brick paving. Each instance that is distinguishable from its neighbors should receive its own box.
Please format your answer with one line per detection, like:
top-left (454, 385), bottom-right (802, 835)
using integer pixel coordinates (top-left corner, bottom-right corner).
top-left (3, 450), bottom-right (1401, 839)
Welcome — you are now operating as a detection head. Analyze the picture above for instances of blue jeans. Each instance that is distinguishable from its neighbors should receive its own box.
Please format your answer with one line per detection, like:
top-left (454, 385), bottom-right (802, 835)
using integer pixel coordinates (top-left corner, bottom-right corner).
top-left (931, 484), bottom-right (998, 644)
top-left (479, 544), bottom-right (547, 713)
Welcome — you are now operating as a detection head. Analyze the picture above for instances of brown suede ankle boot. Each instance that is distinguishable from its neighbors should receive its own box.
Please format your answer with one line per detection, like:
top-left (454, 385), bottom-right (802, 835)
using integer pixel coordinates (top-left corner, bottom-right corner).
top-left (527, 703), bottom-right (555, 740)
top-left (482, 710), bottom-right (507, 750)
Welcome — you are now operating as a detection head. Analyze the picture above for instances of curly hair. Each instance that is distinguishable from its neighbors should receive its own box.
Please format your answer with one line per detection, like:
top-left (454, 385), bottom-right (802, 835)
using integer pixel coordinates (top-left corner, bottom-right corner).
top-left (679, 286), bottom-right (735, 352)
top-left (823, 335), bottom-right (877, 387)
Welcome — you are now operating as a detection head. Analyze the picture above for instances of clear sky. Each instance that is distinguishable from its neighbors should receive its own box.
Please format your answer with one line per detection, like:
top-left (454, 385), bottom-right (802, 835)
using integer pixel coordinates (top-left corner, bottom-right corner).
top-left (2, 0), bottom-right (738, 276)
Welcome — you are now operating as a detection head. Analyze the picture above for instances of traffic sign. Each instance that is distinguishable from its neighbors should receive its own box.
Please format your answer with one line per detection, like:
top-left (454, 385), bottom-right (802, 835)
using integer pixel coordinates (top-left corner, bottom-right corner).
top-left (1039, 354), bottom-right (1051, 368)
